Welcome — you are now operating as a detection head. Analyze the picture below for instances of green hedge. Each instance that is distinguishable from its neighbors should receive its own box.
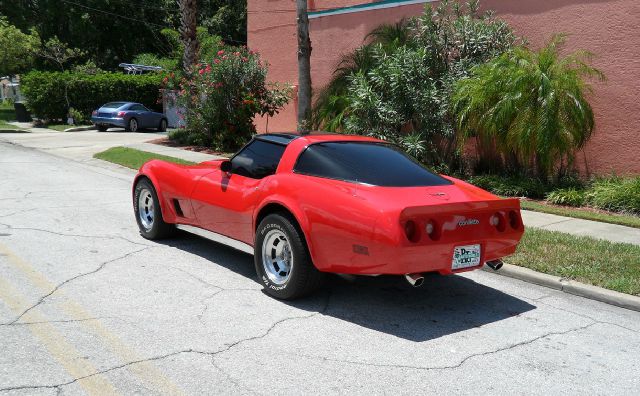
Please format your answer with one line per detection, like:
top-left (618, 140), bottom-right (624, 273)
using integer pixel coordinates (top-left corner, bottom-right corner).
top-left (21, 71), bottom-right (163, 121)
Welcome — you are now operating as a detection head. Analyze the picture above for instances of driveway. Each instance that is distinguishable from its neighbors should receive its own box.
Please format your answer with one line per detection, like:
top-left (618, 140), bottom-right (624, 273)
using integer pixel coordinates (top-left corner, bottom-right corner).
top-left (0, 141), bottom-right (639, 395)
top-left (0, 128), bottom-right (167, 162)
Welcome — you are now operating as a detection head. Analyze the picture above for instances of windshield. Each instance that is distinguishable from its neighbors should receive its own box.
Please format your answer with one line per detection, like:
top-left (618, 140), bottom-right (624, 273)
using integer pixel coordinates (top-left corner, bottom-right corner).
top-left (293, 142), bottom-right (452, 187)
top-left (102, 102), bottom-right (127, 109)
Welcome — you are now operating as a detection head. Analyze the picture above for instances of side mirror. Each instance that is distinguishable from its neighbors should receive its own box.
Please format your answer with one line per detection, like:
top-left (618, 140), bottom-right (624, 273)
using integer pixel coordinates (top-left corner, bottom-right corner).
top-left (220, 160), bottom-right (232, 173)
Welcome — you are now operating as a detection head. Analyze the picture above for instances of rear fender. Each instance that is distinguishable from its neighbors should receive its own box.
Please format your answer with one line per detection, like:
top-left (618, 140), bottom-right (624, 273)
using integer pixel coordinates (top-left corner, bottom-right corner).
top-left (253, 197), bottom-right (317, 264)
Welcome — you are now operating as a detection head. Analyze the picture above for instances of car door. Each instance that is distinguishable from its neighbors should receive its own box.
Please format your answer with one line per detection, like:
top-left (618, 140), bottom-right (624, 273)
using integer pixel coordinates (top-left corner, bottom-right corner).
top-left (190, 139), bottom-right (287, 245)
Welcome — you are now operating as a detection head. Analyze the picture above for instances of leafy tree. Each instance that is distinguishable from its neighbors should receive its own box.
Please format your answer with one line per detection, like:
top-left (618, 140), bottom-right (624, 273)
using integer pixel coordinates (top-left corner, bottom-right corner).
top-left (453, 35), bottom-right (604, 179)
top-left (320, 0), bottom-right (518, 170)
top-left (175, 48), bottom-right (291, 151)
top-left (0, 17), bottom-right (39, 76)
top-left (312, 20), bottom-right (412, 131)
top-left (0, 0), bottom-right (247, 70)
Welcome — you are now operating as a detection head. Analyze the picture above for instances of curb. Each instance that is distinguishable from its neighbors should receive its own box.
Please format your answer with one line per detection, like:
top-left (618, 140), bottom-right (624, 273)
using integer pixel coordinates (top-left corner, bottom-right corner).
top-left (63, 126), bottom-right (96, 132)
top-left (483, 263), bottom-right (640, 312)
top-left (0, 129), bottom-right (27, 133)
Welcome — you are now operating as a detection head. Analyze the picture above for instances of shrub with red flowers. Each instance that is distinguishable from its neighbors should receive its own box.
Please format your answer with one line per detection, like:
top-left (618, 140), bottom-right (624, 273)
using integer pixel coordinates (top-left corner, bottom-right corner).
top-left (174, 47), bottom-right (291, 151)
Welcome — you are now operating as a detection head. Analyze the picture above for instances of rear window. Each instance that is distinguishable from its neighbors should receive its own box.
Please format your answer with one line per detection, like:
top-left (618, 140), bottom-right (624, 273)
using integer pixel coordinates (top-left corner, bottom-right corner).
top-left (102, 102), bottom-right (127, 109)
top-left (294, 142), bottom-right (452, 187)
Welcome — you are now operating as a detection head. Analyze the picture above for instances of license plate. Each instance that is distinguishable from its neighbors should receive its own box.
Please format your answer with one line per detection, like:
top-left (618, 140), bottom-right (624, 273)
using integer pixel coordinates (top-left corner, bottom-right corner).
top-left (452, 244), bottom-right (481, 270)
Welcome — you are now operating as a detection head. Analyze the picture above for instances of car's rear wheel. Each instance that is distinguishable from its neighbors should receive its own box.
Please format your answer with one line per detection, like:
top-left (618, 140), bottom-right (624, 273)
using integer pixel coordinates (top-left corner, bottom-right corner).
top-left (133, 178), bottom-right (175, 239)
top-left (255, 213), bottom-right (325, 299)
top-left (126, 118), bottom-right (138, 132)
top-left (97, 125), bottom-right (107, 132)
top-left (158, 119), bottom-right (167, 132)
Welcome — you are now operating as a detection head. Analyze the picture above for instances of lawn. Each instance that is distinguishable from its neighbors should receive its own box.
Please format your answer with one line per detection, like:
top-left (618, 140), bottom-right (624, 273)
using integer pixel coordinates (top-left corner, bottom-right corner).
top-left (0, 105), bottom-right (21, 130)
top-left (44, 124), bottom-right (93, 132)
top-left (94, 146), bottom-right (196, 169)
top-left (508, 227), bottom-right (640, 295)
top-left (520, 199), bottom-right (640, 229)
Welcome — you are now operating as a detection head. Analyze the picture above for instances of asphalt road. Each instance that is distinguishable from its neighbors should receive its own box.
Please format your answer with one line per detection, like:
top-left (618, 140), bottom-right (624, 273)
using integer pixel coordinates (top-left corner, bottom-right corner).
top-left (1, 141), bottom-right (639, 395)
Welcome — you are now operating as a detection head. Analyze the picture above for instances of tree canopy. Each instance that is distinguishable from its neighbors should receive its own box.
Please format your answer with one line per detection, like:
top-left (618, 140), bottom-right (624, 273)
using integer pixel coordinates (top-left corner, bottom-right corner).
top-left (0, 0), bottom-right (247, 70)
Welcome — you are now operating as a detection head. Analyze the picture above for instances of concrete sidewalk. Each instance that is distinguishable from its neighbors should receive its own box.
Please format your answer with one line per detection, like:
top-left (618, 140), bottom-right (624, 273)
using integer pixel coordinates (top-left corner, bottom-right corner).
top-left (521, 210), bottom-right (640, 246)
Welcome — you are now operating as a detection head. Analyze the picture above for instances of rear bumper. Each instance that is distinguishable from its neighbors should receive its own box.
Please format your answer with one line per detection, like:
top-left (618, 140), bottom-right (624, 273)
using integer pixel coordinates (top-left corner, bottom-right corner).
top-left (91, 116), bottom-right (126, 127)
top-left (319, 235), bottom-right (521, 275)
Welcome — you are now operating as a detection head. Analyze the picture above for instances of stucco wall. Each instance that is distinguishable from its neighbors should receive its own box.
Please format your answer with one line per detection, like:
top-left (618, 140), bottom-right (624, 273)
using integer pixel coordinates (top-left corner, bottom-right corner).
top-left (248, 0), bottom-right (640, 175)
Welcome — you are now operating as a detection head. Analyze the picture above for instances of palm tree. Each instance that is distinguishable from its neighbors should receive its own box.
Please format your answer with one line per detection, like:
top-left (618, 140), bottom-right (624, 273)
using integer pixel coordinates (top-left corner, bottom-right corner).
top-left (179, 0), bottom-right (199, 74)
top-left (453, 35), bottom-right (604, 178)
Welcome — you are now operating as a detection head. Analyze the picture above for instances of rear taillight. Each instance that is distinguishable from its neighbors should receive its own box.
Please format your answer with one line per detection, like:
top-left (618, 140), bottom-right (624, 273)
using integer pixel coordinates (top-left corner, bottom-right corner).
top-left (490, 212), bottom-right (506, 232)
top-left (425, 219), bottom-right (441, 241)
top-left (509, 210), bottom-right (521, 229)
top-left (404, 220), bottom-right (420, 243)
top-left (92, 110), bottom-right (97, 116)
top-left (117, 111), bottom-right (126, 118)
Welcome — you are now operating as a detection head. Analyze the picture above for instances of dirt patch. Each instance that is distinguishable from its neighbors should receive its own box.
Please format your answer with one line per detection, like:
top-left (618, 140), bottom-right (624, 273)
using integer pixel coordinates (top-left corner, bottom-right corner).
top-left (147, 137), bottom-right (230, 157)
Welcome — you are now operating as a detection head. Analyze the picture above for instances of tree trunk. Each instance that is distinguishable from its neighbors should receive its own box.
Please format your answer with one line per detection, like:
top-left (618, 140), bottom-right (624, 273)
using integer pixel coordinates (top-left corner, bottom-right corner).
top-left (296, 0), bottom-right (312, 134)
top-left (179, 0), bottom-right (199, 75)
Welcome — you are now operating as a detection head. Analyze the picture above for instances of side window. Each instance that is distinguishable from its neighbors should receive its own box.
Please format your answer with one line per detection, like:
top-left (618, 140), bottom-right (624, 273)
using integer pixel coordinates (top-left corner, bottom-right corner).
top-left (231, 140), bottom-right (286, 179)
top-left (130, 104), bottom-right (146, 111)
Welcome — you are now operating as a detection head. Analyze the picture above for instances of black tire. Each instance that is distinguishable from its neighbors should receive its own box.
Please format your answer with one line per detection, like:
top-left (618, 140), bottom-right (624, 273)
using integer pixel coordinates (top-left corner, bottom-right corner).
top-left (97, 125), bottom-right (107, 132)
top-left (126, 118), bottom-right (138, 132)
top-left (254, 213), bottom-right (325, 299)
top-left (158, 119), bottom-right (167, 132)
top-left (133, 178), bottom-right (175, 239)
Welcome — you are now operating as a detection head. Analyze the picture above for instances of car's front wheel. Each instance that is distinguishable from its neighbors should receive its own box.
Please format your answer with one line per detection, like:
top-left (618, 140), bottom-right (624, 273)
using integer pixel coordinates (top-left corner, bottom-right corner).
top-left (126, 118), bottom-right (138, 132)
top-left (255, 213), bottom-right (325, 299)
top-left (97, 125), bottom-right (107, 132)
top-left (133, 178), bottom-right (175, 239)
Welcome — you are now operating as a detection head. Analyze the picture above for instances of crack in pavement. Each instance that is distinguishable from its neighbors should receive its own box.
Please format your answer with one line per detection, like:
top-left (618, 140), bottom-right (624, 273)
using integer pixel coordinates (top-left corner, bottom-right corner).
top-left (0, 317), bottom-right (119, 327)
top-left (293, 321), bottom-right (599, 372)
top-left (506, 291), bottom-right (640, 335)
top-left (0, 290), bottom-right (333, 392)
top-left (0, 222), bottom-right (152, 247)
top-left (3, 247), bottom-right (150, 325)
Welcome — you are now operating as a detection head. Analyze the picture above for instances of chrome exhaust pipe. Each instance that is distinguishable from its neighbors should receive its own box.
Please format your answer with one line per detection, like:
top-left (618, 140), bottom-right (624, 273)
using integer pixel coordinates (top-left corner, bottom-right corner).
top-left (486, 259), bottom-right (503, 271)
top-left (404, 273), bottom-right (425, 287)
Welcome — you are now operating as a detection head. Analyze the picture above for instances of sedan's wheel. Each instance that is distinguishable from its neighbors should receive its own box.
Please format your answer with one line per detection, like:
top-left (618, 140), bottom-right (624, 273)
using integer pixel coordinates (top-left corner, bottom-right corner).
top-left (133, 178), bottom-right (175, 239)
top-left (97, 125), bottom-right (107, 132)
top-left (158, 119), bottom-right (167, 132)
top-left (127, 118), bottom-right (138, 132)
top-left (255, 213), bottom-right (325, 299)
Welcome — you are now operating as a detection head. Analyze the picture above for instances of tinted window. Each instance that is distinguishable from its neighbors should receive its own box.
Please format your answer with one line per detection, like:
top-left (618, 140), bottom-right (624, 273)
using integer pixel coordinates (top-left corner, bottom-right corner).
top-left (103, 102), bottom-right (127, 109)
top-left (129, 104), bottom-right (147, 111)
top-left (294, 142), bottom-right (452, 187)
top-left (231, 139), bottom-right (286, 179)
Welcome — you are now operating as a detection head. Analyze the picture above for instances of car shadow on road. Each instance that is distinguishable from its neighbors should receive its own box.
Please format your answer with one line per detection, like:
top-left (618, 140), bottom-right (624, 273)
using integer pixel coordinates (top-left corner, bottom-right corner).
top-left (159, 231), bottom-right (536, 342)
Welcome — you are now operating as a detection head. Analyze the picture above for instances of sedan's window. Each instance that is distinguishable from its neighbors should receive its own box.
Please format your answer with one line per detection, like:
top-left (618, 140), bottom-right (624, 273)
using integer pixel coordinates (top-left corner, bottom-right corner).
top-left (129, 104), bottom-right (147, 111)
top-left (231, 140), bottom-right (286, 179)
top-left (103, 102), bottom-right (127, 109)
top-left (294, 142), bottom-right (452, 187)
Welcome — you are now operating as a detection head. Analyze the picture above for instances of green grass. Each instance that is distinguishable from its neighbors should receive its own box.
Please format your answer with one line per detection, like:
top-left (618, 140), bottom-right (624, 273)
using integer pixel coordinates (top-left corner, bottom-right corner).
top-left (520, 199), bottom-right (640, 229)
top-left (44, 124), bottom-right (92, 132)
top-left (507, 228), bottom-right (640, 295)
top-left (94, 147), bottom-right (196, 169)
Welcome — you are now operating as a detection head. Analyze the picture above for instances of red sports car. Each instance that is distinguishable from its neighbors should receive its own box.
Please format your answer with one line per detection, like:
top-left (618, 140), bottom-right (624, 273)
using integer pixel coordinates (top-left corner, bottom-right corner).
top-left (133, 133), bottom-right (524, 299)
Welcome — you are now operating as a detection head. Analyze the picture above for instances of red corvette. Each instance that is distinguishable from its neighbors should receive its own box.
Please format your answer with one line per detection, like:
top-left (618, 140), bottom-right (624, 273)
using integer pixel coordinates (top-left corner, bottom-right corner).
top-left (133, 133), bottom-right (524, 299)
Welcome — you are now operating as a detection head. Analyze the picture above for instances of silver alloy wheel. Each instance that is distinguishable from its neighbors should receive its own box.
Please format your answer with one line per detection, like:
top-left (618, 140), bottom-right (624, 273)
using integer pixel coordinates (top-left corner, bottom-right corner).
top-left (261, 229), bottom-right (293, 285)
top-left (129, 118), bottom-right (138, 132)
top-left (138, 188), bottom-right (154, 230)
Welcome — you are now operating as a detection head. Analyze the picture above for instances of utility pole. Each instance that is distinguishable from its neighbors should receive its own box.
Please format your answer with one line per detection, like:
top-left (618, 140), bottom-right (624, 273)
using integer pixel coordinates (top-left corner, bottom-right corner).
top-left (179, 0), bottom-right (199, 75)
top-left (296, 0), bottom-right (312, 134)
